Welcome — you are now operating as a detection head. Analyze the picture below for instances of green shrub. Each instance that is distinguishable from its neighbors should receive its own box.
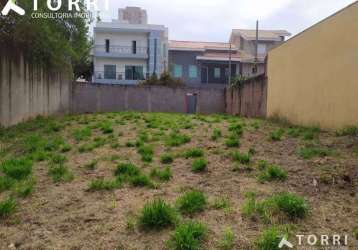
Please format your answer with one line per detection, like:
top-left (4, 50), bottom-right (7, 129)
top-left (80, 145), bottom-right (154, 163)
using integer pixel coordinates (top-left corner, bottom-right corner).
top-left (287, 127), bottom-right (301, 138)
top-left (231, 152), bottom-right (251, 165)
top-left (138, 199), bottom-right (177, 230)
top-left (211, 128), bottom-right (222, 141)
top-left (88, 178), bottom-right (121, 191)
top-left (269, 128), bottom-right (285, 141)
top-left (166, 133), bottom-right (191, 147)
top-left (176, 190), bottom-right (207, 215)
top-left (336, 126), bottom-right (358, 137)
top-left (1, 158), bottom-right (33, 180)
top-left (298, 146), bottom-right (335, 159)
top-left (150, 167), bottom-right (172, 182)
top-left (161, 154), bottom-right (174, 164)
top-left (48, 164), bottom-right (74, 183)
top-left (255, 227), bottom-right (282, 250)
top-left (192, 158), bottom-right (208, 173)
top-left (0, 196), bottom-right (17, 219)
top-left (73, 127), bottom-right (92, 142)
top-left (225, 138), bottom-right (240, 148)
top-left (0, 176), bottom-right (15, 192)
top-left (169, 220), bottom-right (207, 250)
top-left (258, 165), bottom-right (288, 183)
top-left (184, 148), bottom-right (204, 158)
top-left (218, 227), bottom-right (235, 250)
top-left (137, 145), bottom-right (154, 163)
top-left (271, 192), bottom-right (309, 219)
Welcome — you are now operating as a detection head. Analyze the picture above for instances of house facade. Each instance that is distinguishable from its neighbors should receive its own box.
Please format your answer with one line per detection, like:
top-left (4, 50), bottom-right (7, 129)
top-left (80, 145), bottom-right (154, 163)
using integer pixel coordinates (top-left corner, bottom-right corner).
top-left (93, 7), bottom-right (168, 84)
top-left (168, 29), bottom-right (290, 85)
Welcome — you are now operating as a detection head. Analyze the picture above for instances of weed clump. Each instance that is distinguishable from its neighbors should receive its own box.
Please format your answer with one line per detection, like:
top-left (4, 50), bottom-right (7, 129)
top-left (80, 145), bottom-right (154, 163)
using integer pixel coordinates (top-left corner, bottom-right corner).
top-left (336, 126), bottom-right (358, 137)
top-left (255, 227), bottom-right (283, 250)
top-left (48, 164), bottom-right (74, 183)
top-left (137, 145), bottom-right (154, 163)
top-left (269, 128), bottom-right (285, 141)
top-left (298, 146), bottom-right (336, 159)
top-left (218, 227), bottom-right (235, 250)
top-left (231, 151), bottom-right (251, 165)
top-left (166, 132), bottom-right (191, 147)
top-left (211, 128), bottom-right (222, 141)
top-left (176, 190), bottom-right (207, 215)
top-left (88, 178), bottom-right (121, 191)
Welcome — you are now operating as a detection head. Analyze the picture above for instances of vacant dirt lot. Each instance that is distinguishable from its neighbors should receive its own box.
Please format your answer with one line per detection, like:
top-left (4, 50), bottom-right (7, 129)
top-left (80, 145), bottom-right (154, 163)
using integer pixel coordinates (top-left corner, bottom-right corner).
top-left (0, 112), bottom-right (357, 249)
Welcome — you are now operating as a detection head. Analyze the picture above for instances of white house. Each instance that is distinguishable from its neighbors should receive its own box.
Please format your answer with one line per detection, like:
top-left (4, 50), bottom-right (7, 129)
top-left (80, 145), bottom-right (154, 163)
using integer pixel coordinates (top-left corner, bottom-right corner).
top-left (93, 7), bottom-right (169, 84)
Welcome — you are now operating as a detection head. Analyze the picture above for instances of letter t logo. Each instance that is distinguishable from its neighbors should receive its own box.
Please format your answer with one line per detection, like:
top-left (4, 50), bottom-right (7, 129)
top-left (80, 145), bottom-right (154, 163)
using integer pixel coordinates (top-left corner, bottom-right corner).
top-left (1, 0), bottom-right (25, 16)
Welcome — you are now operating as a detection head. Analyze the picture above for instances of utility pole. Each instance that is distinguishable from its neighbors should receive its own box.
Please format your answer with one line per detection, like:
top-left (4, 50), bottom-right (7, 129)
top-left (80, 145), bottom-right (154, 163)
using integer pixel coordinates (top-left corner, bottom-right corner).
top-left (228, 42), bottom-right (232, 85)
top-left (255, 20), bottom-right (259, 63)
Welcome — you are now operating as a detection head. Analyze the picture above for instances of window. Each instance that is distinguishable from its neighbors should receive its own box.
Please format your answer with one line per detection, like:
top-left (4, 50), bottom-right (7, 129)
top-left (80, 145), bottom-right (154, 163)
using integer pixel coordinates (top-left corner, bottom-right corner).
top-left (258, 43), bottom-right (266, 54)
top-left (104, 65), bottom-right (116, 79)
top-left (173, 64), bottom-right (183, 78)
top-left (189, 65), bottom-right (198, 78)
top-left (214, 68), bottom-right (221, 78)
top-left (125, 66), bottom-right (144, 80)
top-left (105, 39), bottom-right (110, 53)
top-left (132, 41), bottom-right (137, 54)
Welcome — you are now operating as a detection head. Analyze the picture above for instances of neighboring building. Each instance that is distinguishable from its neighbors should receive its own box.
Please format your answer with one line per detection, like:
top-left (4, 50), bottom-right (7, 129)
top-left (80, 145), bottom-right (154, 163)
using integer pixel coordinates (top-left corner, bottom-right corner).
top-left (267, 2), bottom-right (358, 129)
top-left (169, 29), bottom-right (290, 85)
top-left (93, 7), bottom-right (168, 84)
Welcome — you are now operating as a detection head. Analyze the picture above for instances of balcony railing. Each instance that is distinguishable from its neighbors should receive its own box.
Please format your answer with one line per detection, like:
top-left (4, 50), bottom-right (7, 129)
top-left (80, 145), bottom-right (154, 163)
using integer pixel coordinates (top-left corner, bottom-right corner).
top-left (94, 71), bottom-right (147, 82)
top-left (94, 45), bottom-right (148, 57)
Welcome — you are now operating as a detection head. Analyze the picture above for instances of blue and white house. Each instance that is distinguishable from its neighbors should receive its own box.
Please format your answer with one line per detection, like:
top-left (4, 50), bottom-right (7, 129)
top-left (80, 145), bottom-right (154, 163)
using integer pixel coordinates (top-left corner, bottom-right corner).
top-left (93, 7), bottom-right (168, 84)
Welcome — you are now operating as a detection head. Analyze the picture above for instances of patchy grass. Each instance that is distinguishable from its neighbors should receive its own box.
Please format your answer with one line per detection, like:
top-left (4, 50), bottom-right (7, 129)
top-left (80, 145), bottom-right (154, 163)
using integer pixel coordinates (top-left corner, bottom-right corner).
top-left (0, 112), bottom-right (355, 249)
top-left (269, 128), bottom-right (285, 141)
top-left (255, 226), bottom-right (283, 250)
top-left (176, 190), bottom-right (207, 215)
top-left (336, 126), bottom-right (358, 137)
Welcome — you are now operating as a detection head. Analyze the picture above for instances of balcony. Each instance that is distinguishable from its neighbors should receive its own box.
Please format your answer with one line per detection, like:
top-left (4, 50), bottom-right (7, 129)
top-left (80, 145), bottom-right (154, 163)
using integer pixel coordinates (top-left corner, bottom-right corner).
top-left (93, 70), bottom-right (147, 85)
top-left (94, 45), bottom-right (148, 59)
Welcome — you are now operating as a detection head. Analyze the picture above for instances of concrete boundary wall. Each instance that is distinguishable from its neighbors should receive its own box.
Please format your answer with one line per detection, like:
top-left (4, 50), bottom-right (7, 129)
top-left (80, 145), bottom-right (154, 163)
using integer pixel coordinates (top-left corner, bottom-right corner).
top-left (0, 51), bottom-right (71, 127)
top-left (226, 74), bottom-right (267, 118)
top-left (72, 83), bottom-right (226, 115)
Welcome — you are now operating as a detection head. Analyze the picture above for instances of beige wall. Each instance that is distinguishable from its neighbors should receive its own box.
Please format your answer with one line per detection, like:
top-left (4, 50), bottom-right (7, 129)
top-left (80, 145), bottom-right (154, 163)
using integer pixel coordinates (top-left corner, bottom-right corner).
top-left (267, 2), bottom-right (358, 129)
top-left (0, 52), bottom-right (71, 127)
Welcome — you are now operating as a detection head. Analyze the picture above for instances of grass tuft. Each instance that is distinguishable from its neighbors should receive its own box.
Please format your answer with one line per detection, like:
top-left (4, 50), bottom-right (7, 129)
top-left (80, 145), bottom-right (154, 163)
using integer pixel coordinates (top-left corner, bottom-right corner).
top-left (166, 132), bottom-right (191, 147)
top-left (176, 190), bottom-right (207, 215)
top-left (1, 158), bottom-right (33, 180)
top-left (269, 128), bottom-right (285, 141)
top-left (150, 167), bottom-right (172, 182)
top-left (169, 220), bottom-right (207, 250)
top-left (231, 151), bottom-right (251, 165)
top-left (88, 178), bottom-right (121, 191)
top-left (255, 227), bottom-right (283, 250)
top-left (218, 227), bottom-right (235, 250)
top-left (160, 154), bottom-right (174, 164)
top-left (192, 158), bottom-right (208, 173)
top-left (184, 148), bottom-right (204, 158)
top-left (48, 164), bottom-right (74, 183)
top-left (298, 146), bottom-right (336, 159)
top-left (0, 196), bottom-right (17, 219)
top-left (211, 128), bottom-right (222, 141)
top-left (138, 199), bottom-right (177, 230)
top-left (258, 165), bottom-right (288, 183)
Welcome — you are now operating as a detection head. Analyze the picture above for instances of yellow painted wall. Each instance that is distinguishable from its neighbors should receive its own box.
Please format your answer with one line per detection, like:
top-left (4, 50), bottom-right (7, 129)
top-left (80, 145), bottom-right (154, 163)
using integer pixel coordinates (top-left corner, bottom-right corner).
top-left (267, 2), bottom-right (358, 129)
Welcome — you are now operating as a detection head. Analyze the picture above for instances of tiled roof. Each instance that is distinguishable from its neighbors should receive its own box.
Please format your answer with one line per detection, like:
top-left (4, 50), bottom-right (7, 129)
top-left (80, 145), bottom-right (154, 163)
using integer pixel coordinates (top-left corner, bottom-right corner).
top-left (232, 29), bottom-right (291, 41)
top-left (169, 40), bottom-right (237, 51)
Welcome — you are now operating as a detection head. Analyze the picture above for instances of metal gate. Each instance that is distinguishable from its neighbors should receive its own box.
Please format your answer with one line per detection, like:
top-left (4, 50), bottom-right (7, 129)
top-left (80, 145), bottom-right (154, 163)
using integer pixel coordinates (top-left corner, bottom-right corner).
top-left (186, 93), bottom-right (198, 114)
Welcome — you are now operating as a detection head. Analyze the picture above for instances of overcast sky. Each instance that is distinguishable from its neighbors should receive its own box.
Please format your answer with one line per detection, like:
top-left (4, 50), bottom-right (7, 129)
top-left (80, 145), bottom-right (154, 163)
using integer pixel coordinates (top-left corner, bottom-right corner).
top-left (97, 0), bottom-right (356, 42)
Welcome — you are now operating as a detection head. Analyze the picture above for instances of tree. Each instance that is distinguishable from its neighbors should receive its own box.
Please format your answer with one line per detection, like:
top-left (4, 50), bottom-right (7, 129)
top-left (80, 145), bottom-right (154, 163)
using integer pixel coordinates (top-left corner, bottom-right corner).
top-left (0, 0), bottom-right (92, 78)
